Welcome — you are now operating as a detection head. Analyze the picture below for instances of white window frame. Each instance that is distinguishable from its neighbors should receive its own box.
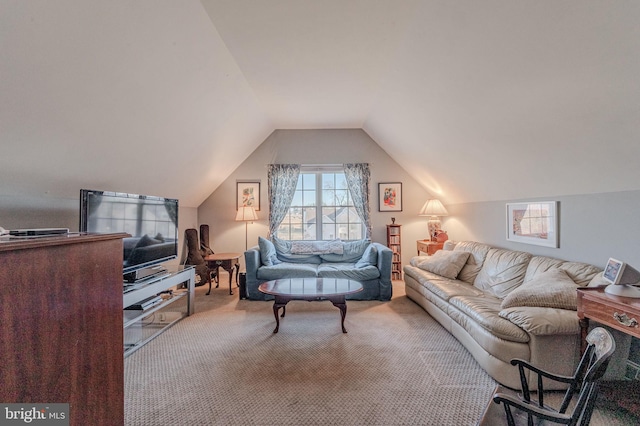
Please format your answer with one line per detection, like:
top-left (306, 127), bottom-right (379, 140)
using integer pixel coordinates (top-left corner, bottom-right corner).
top-left (276, 165), bottom-right (364, 241)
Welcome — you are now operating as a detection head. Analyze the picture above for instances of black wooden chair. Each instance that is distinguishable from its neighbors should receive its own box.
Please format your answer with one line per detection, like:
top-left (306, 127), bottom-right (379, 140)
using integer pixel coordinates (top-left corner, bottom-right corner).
top-left (477, 327), bottom-right (616, 426)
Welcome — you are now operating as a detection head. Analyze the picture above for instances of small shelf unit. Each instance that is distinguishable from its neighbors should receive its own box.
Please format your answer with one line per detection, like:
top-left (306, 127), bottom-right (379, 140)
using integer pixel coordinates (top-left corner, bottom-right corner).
top-left (123, 265), bottom-right (195, 357)
top-left (387, 224), bottom-right (402, 280)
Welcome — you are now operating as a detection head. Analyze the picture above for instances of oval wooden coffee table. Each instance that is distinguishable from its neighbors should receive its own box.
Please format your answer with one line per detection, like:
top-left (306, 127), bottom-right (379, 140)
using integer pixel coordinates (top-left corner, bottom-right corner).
top-left (258, 278), bottom-right (363, 334)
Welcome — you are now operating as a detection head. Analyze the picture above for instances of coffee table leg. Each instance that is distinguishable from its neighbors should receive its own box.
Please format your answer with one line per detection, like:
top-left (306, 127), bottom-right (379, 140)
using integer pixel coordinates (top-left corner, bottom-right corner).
top-left (272, 297), bottom-right (289, 333)
top-left (329, 296), bottom-right (348, 333)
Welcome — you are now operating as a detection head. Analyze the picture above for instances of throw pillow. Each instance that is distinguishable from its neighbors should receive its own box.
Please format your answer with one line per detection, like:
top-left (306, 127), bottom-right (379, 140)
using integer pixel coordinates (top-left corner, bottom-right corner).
top-left (500, 268), bottom-right (578, 310)
top-left (258, 236), bottom-right (281, 266)
top-left (416, 250), bottom-right (470, 280)
top-left (355, 244), bottom-right (378, 268)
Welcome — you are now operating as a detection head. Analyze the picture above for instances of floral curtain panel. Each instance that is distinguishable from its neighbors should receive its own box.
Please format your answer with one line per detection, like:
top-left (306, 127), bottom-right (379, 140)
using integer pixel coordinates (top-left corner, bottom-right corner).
top-left (267, 164), bottom-right (300, 237)
top-left (344, 163), bottom-right (371, 238)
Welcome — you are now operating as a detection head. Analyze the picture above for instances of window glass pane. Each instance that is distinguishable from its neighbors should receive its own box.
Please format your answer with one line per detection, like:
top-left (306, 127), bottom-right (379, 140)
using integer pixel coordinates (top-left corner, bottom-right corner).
top-left (335, 189), bottom-right (348, 206)
top-left (322, 173), bottom-right (335, 189)
top-left (322, 189), bottom-right (335, 205)
top-left (303, 189), bottom-right (316, 206)
top-left (322, 223), bottom-right (337, 240)
top-left (302, 173), bottom-right (315, 189)
top-left (291, 191), bottom-right (303, 206)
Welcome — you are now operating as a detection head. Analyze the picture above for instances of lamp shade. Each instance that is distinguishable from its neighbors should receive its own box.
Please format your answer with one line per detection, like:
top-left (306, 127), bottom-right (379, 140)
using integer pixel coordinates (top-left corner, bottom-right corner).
top-left (419, 199), bottom-right (448, 217)
top-left (235, 206), bottom-right (258, 222)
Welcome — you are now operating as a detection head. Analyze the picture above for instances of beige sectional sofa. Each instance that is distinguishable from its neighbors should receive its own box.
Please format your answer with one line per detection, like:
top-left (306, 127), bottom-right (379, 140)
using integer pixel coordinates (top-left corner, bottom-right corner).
top-left (403, 241), bottom-right (602, 390)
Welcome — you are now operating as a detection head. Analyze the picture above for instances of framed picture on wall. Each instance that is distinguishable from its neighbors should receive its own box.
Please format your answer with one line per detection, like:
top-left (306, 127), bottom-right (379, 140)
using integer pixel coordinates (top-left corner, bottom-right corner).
top-left (378, 182), bottom-right (402, 212)
top-left (506, 201), bottom-right (558, 248)
top-left (237, 181), bottom-right (261, 211)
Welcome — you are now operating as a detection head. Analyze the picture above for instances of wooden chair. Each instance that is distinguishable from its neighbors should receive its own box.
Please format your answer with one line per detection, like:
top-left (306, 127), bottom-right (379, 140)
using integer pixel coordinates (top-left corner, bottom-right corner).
top-left (183, 228), bottom-right (215, 295)
top-left (477, 327), bottom-right (616, 426)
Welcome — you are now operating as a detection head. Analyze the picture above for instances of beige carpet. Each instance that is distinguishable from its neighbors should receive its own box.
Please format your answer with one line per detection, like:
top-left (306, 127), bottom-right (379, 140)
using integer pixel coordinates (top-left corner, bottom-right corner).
top-left (125, 278), bottom-right (636, 425)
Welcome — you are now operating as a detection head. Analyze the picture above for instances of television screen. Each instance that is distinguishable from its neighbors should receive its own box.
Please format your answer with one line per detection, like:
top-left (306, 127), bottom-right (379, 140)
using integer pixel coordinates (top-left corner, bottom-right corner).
top-left (79, 189), bottom-right (179, 278)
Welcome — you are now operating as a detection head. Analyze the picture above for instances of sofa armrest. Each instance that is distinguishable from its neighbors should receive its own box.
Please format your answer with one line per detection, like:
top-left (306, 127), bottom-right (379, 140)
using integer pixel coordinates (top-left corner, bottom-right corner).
top-left (373, 242), bottom-right (393, 299)
top-left (499, 306), bottom-right (580, 336)
top-left (244, 246), bottom-right (265, 299)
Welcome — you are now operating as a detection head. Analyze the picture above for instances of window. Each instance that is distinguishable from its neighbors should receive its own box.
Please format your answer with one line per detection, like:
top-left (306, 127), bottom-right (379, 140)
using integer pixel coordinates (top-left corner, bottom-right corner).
top-left (276, 169), bottom-right (364, 241)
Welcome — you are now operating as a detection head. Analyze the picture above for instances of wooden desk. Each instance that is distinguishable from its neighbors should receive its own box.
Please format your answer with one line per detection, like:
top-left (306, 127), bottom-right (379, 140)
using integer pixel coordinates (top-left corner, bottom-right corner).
top-left (416, 240), bottom-right (443, 255)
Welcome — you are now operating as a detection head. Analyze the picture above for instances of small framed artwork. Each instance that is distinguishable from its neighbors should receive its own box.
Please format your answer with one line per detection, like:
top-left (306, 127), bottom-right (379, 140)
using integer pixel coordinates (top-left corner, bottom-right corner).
top-left (236, 181), bottom-right (261, 211)
top-left (506, 201), bottom-right (558, 248)
top-left (378, 182), bottom-right (402, 212)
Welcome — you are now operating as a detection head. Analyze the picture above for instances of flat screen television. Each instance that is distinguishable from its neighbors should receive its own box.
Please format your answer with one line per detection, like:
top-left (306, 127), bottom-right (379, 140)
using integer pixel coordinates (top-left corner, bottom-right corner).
top-left (79, 189), bottom-right (179, 282)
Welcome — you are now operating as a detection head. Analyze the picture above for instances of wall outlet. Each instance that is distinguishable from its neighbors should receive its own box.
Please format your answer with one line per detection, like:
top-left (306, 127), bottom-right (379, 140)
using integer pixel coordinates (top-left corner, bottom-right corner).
top-left (159, 313), bottom-right (166, 322)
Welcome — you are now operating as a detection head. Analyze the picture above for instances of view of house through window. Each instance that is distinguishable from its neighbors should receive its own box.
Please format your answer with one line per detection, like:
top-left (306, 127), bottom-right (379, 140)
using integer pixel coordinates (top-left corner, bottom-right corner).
top-left (276, 170), bottom-right (364, 240)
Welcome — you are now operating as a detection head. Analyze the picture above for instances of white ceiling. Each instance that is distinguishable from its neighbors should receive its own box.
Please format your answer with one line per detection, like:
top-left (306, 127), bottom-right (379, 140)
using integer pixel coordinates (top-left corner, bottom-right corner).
top-left (2, 0), bottom-right (639, 208)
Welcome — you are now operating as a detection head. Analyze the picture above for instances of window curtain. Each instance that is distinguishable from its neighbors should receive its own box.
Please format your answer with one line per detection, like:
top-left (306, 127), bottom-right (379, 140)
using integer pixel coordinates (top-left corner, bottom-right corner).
top-left (268, 164), bottom-right (300, 237)
top-left (343, 163), bottom-right (371, 238)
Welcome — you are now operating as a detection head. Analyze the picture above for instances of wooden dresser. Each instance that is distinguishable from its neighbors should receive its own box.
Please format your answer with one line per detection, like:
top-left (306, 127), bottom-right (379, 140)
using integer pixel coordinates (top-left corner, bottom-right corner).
top-left (0, 233), bottom-right (126, 425)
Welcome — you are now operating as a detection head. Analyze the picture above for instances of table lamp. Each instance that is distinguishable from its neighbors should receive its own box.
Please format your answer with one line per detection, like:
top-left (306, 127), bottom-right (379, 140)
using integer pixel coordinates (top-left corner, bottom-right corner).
top-left (419, 199), bottom-right (448, 241)
top-left (235, 206), bottom-right (258, 250)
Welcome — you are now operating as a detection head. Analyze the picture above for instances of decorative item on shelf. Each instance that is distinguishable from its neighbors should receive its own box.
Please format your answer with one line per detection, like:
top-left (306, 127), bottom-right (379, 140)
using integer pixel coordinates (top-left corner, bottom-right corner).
top-left (235, 206), bottom-right (258, 251)
top-left (419, 199), bottom-right (448, 241)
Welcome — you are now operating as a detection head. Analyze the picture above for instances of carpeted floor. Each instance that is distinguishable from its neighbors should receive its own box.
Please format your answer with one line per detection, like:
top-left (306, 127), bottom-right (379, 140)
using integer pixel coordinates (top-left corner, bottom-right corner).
top-left (125, 278), bottom-right (637, 425)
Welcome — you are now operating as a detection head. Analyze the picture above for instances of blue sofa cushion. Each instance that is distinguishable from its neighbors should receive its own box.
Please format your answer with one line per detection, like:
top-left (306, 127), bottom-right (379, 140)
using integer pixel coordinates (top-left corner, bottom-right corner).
top-left (320, 239), bottom-right (371, 262)
top-left (257, 263), bottom-right (319, 281)
top-left (272, 236), bottom-right (323, 264)
top-left (258, 236), bottom-right (281, 266)
top-left (355, 244), bottom-right (378, 268)
top-left (317, 263), bottom-right (380, 280)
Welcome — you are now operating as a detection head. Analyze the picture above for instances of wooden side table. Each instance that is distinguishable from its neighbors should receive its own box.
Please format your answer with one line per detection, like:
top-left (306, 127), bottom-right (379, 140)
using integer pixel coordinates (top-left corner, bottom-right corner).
top-left (204, 253), bottom-right (241, 295)
top-left (416, 240), bottom-right (443, 255)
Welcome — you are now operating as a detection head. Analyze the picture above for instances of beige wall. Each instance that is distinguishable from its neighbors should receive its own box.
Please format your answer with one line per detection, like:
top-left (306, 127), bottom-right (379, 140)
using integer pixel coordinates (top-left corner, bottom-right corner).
top-left (197, 129), bottom-right (436, 269)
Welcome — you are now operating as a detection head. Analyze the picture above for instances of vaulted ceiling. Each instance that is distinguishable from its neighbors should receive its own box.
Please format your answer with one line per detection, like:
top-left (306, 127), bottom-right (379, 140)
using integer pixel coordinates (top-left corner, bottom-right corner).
top-left (2, 1), bottom-right (639, 208)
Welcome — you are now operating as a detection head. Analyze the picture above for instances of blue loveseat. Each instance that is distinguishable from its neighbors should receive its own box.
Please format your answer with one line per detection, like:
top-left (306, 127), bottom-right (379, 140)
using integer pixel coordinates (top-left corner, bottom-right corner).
top-left (244, 237), bottom-right (393, 301)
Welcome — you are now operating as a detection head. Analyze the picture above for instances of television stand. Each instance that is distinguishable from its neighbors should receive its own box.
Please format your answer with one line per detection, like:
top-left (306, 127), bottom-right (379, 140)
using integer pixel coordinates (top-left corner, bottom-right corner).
top-left (124, 265), bottom-right (169, 283)
top-left (123, 265), bottom-right (195, 357)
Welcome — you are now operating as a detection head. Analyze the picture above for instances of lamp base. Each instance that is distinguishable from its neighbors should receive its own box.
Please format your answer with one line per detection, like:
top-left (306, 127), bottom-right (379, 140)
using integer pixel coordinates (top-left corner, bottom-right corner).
top-left (427, 219), bottom-right (442, 241)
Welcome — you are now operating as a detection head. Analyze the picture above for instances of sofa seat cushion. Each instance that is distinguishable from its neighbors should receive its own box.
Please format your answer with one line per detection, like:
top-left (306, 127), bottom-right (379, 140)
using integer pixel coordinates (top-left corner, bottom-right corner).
top-left (317, 263), bottom-right (380, 281)
top-left (256, 263), bottom-right (318, 280)
top-left (473, 248), bottom-right (532, 298)
top-left (499, 306), bottom-right (580, 336)
top-left (404, 265), bottom-right (485, 301)
top-left (449, 296), bottom-right (530, 343)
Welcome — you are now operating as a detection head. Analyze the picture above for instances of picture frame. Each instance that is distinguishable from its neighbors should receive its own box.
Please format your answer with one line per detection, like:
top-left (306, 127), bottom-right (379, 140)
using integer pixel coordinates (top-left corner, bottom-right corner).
top-left (236, 181), bottom-right (261, 211)
top-left (506, 201), bottom-right (558, 248)
top-left (378, 182), bottom-right (402, 212)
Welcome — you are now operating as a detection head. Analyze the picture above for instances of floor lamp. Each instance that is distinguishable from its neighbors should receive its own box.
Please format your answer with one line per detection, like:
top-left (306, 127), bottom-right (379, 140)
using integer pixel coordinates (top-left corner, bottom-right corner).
top-left (235, 206), bottom-right (258, 250)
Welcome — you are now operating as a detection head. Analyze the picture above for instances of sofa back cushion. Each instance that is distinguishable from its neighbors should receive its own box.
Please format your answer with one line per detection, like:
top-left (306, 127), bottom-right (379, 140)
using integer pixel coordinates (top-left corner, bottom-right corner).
top-left (272, 236), bottom-right (323, 264)
top-left (453, 241), bottom-right (491, 284)
top-left (524, 256), bottom-right (602, 287)
top-left (258, 236), bottom-right (282, 266)
top-left (523, 256), bottom-right (566, 283)
top-left (474, 248), bottom-right (532, 298)
top-left (319, 239), bottom-right (371, 262)
top-left (416, 250), bottom-right (470, 279)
